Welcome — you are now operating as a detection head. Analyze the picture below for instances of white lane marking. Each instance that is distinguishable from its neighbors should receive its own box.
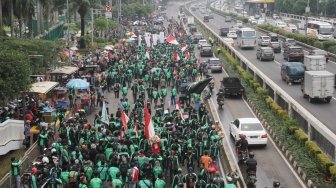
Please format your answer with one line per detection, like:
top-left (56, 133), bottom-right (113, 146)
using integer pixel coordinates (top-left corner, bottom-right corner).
top-left (242, 99), bottom-right (308, 188)
top-left (274, 59), bottom-right (281, 65)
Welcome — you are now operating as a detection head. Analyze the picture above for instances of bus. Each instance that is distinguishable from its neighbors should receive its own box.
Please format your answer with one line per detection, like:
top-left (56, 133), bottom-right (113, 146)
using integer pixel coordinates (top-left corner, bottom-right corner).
top-left (307, 21), bottom-right (334, 41)
top-left (237, 27), bottom-right (257, 49)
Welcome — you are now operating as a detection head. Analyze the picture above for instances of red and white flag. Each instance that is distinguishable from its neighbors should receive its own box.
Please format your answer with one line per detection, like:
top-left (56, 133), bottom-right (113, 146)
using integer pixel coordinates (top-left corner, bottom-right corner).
top-left (176, 99), bottom-right (185, 120)
top-left (134, 123), bottom-right (139, 137)
top-left (174, 52), bottom-right (180, 61)
top-left (166, 34), bottom-right (179, 45)
top-left (121, 109), bottom-right (129, 129)
top-left (144, 104), bottom-right (155, 140)
top-left (180, 44), bottom-right (188, 52)
top-left (185, 50), bottom-right (190, 59)
top-left (120, 127), bottom-right (124, 140)
top-left (145, 50), bottom-right (150, 60)
top-left (131, 167), bottom-right (139, 182)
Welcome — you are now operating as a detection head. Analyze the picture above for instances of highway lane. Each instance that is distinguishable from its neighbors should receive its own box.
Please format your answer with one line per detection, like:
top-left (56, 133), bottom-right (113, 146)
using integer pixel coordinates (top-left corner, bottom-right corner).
top-left (192, 46), bottom-right (305, 187)
top-left (190, 0), bottom-right (336, 134)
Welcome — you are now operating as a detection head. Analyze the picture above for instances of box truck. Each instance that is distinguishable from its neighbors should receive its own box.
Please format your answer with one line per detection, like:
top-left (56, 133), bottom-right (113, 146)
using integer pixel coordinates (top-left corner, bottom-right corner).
top-left (304, 55), bottom-right (326, 71)
top-left (187, 16), bottom-right (194, 27)
top-left (301, 71), bottom-right (335, 103)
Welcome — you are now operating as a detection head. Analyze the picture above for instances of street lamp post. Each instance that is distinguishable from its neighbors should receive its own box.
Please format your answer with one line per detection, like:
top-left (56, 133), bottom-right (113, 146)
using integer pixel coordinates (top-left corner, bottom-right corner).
top-left (305, 0), bottom-right (310, 35)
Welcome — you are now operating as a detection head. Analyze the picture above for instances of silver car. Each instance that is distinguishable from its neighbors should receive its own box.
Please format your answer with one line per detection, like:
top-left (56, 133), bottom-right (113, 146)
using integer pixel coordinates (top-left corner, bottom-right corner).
top-left (258, 36), bottom-right (271, 46)
top-left (207, 58), bottom-right (222, 72)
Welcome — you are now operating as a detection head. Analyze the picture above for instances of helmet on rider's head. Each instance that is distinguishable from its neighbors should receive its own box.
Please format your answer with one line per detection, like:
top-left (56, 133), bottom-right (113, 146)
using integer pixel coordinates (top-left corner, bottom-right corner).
top-left (249, 152), bottom-right (255, 159)
top-left (239, 134), bottom-right (246, 140)
top-left (226, 176), bottom-right (233, 182)
top-left (42, 156), bottom-right (49, 163)
top-left (273, 181), bottom-right (280, 187)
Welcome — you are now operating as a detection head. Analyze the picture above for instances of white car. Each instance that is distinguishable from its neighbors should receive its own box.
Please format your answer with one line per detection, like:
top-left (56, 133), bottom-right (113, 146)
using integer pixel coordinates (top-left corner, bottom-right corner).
top-left (223, 37), bottom-right (234, 46)
top-left (287, 24), bottom-right (298, 32)
top-left (249, 18), bottom-right (257, 24)
top-left (197, 39), bottom-right (208, 49)
top-left (230, 118), bottom-right (268, 146)
top-left (276, 21), bottom-right (287, 28)
top-left (258, 36), bottom-right (271, 46)
top-left (236, 20), bottom-right (243, 28)
top-left (227, 31), bottom-right (237, 39)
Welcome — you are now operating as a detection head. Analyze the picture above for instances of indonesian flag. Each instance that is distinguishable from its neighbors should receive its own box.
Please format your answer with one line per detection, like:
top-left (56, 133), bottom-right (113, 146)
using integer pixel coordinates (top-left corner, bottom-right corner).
top-left (145, 50), bottom-right (150, 60)
top-left (144, 104), bottom-right (155, 140)
top-left (176, 99), bottom-right (185, 120)
top-left (180, 44), bottom-right (188, 52)
top-left (120, 127), bottom-right (124, 141)
top-left (131, 167), bottom-right (139, 182)
top-left (174, 52), bottom-right (180, 61)
top-left (134, 123), bottom-right (139, 137)
top-left (185, 51), bottom-right (190, 59)
top-left (121, 109), bottom-right (129, 129)
top-left (166, 34), bottom-right (179, 45)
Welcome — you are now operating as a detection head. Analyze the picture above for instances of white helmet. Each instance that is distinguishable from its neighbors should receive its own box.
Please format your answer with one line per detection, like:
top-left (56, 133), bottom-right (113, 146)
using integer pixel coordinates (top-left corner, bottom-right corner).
top-left (51, 148), bottom-right (56, 154)
top-left (42, 156), bottom-right (49, 163)
top-left (226, 176), bottom-right (233, 182)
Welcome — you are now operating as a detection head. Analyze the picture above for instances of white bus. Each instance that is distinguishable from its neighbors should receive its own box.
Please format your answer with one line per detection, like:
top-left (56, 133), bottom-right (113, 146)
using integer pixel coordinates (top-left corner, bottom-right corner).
top-left (237, 27), bottom-right (257, 49)
top-left (307, 21), bottom-right (334, 40)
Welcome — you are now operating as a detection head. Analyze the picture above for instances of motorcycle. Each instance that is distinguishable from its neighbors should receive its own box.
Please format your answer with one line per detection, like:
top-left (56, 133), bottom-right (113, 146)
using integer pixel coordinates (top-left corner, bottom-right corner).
top-left (237, 149), bottom-right (248, 163)
top-left (246, 170), bottom-right (257, 187)
top-left (208, 82), bottom-right (214, 93)
top-left (217, 97), bottom-right (224, 109)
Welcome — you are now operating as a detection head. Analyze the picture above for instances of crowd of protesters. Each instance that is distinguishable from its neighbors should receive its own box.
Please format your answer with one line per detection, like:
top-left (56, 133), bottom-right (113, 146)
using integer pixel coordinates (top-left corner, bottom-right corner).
top-left (10, 17), bottom-right (240, 188)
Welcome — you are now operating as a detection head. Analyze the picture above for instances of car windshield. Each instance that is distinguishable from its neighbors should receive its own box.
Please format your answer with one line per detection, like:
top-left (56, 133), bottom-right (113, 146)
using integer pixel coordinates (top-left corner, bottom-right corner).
top-left (263, 49), bottom-right (273, 53)
top-left (202, 46), bottom-right (212, 50)
top-left (288, 65), bottom-right (304, 75)
top-left (262, 36), bottom-right (270, 40)
top-left (290, 48), bottom-right (302, 52)
top-left (241, 123), bottom-right (263, 131)
top-left (320, 26), bottom-right (333, 35)
top-left (209, 60), bottom-right (220, 64)
top-left (242, 31), bottom-right (256, 38)
top-left (287, 39), bottom-right (295, 43)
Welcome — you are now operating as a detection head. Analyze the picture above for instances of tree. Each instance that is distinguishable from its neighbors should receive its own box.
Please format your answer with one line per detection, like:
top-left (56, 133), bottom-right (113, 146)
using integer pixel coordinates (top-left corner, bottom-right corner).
top-left (0, 49), bottom-right (31, 103)
top-left (94, 16), bottom-right (108, 37)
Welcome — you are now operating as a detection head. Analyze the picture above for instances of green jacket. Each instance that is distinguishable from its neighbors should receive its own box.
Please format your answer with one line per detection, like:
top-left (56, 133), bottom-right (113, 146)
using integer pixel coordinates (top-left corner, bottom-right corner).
top-left (90, 177), bottom-right (102, 188)
top-left (11, 160), bottom-right (22, 176)
top-left (154, 178), bottom-right (166, 188)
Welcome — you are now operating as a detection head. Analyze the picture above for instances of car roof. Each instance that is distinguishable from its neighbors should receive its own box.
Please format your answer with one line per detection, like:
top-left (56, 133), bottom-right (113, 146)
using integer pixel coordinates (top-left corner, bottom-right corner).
top-left (282, 62), bottom-right (304, 67)
top-left (288, 46), bottom-right (302, 49)
top-left (202, 44), bottom-right (212, 47)
top-left (209, 58), bottom-right (220, 60)
top-left (237, 118), bottom-right (260, 124)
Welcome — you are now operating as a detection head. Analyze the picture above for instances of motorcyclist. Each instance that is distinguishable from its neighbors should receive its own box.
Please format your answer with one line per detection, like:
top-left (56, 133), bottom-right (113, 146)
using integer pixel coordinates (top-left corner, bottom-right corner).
top-left (245, 152), bottom-right (257, 175)
top-left (235, 134), bottom-right (248, 157)
top-left (224, 176), bottom-right (237, 188)
top-left (216, 89), bottom-right (225, 104)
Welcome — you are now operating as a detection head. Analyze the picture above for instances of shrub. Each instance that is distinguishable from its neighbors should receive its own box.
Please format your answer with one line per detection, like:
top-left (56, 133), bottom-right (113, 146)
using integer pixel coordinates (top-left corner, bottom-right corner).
top-left (277, 109), bottom-right (288, 120)
top-left (317, 153), bottom-right (334, 170)
top-left (270, 102), bottom-right (281, 112)
top-left (329, 166), bottom-right (336, 180)
top-left (252, 82), bottom-right (260, 90)
top-left (241, 71), bottom-right (253, 82)
top-left (294, 129), bottom-right (308, 143)
top-left (288, 125), bottom-right (299, 134)
top-left (264, 97), bottom-right (273, 107)
top-left (305, 140), bottom-right (322, 156)
top-left (322, 40), bottom-right (336, 51)
top-left (256, 87), bottom-right (268, 97)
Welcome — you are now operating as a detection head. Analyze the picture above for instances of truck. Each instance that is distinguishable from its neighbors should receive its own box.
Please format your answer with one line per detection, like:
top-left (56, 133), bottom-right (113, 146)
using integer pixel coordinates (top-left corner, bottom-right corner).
top-left (304, 55), bottom-right (326, 71)
top-left (221, 77), bottom-right (245, 98)
top-left (301, 71), bottom-right (335, 103)
top-left (187, 16), bottom-right (194, 27)
top-left (219, 27), bottom-right (230, 37)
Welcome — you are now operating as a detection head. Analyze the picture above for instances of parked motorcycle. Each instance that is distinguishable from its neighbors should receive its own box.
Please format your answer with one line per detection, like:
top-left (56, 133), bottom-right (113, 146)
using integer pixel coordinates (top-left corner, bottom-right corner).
top-left (209, 82), bottom-right (214, 93)
top-left (217, 98), bottom-right (224, 109)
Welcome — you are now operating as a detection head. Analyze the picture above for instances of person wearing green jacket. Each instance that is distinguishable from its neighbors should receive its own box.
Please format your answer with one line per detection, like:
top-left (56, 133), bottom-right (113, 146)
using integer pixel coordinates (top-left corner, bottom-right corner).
top-left (152, 161), bottom-right (163, 180)
top-left (138, 174), bottom-right (152, 188)
top-left (31, 171), bottom-right (37, 188)
top-left (122, 84), bottom-right (128, 99)
top-left (160, 86), bottom-right (167, 104)
top-left (152, 87), bottom-right (159, 107)
top-left (112, 172), bottom-right (124, 188)
top-left (90, 172), bottom-right (102, 188)
top-left (108, 165), bottom-right (121, 180)
top-left (83, 161), bottom-right (94, 182)
top-left (171, 87), bottom-right (177, 105)
top-left (154, 174), bottom-right (166, 188)
top-left (38, 129), bottom-right (48, 154)
top-left (11, 157), bottom-right (22, 188)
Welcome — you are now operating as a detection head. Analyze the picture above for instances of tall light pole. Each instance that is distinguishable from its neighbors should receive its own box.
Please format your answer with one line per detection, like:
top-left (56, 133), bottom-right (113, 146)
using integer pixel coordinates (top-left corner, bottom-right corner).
top-left (66, 0), bottom-right (71, 65)
top-left (305, 0), bottom-right (310, 35)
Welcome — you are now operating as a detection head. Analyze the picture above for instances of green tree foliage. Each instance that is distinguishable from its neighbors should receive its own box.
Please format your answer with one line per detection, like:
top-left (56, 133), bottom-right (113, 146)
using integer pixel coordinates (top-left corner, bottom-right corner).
top-left (275, 0), bottom-right (336, 17)
top-left (120, 2), bottom-right (153, 19)
top-left (0, 49), bottom-right (30, 102)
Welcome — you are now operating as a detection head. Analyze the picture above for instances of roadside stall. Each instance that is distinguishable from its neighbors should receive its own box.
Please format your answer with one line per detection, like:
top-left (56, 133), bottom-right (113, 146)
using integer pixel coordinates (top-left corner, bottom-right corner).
top-left (66, 79), bottom-right (92, 114)
top-left (50, 66), bottom-right (79, 86)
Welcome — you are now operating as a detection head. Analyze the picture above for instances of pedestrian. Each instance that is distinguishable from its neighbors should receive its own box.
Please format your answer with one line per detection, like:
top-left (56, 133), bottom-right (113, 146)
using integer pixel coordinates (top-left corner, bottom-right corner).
top-left (24, 120), bottom-right (31, 148)
top-left (114, 83), bottom-right (120, 98)
top-left (171, 86), bottom-right (177, 105)
top-left (11, 157), bottom-right (22, 188)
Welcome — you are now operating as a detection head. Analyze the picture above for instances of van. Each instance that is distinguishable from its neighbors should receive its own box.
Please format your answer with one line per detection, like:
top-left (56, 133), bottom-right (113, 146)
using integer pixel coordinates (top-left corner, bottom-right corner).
top-left (281, 62), bottom-right (305, 85)
top-left (256, 47), bottom-right (274, 61)
top-left (203, 15), bottom-right (210, 22)
top-left (268, 32), bottom-right (278, 42)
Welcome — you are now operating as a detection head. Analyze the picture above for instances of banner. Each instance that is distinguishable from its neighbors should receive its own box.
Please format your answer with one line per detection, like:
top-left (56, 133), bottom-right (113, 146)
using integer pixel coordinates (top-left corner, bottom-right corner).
top-left (0, 120), bottom-right (24, 155)
top-left (145, 36), bottom-right (151, 48)
top-left (152, 34), bottom-right (159, 46)
top-left (159, 32), bottom-right (165, 43)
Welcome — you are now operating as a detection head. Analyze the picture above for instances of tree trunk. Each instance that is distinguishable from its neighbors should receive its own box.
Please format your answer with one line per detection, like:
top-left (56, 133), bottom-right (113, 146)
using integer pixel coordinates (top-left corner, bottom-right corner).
top-left (18, 17), bottom-right (22, 37)
top-left (10, 0), bottom-right (14, 37)
top-left (80, 14), bottom-right (85, 36)
top-left (0, 0), bottom-right (3, 34)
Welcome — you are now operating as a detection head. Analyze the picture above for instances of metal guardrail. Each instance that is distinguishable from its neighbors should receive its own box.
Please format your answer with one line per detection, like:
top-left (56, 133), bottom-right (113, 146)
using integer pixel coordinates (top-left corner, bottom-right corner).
top-left (186, 4), bottom-right (336, 161)
top-left (279, 13), bottom-right (336, 26)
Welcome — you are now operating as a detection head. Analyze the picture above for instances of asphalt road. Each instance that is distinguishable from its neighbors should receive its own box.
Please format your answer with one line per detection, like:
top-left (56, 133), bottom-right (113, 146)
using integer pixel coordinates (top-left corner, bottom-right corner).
top-left (191, 0), bottom-right (336, 136)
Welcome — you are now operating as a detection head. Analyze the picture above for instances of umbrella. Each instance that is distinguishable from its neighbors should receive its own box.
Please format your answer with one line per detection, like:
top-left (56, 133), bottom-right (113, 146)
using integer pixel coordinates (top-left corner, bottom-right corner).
top-left (104, 45), bottom-right (114, 51)
top-left (127, 38), bottom-right (137, 43)
top-left (127, 32), bottom-right (135, 36)
top-left (70, 46), bottom-right (78, 51)
top-left (66, 79), bottom-right (90, 89)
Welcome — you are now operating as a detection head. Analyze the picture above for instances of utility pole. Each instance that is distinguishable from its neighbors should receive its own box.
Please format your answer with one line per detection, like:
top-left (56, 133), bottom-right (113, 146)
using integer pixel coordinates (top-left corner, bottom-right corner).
top-left (91, 8), bottom-right (94, 46)
top-left (305, 0), bottom-right (310, 35)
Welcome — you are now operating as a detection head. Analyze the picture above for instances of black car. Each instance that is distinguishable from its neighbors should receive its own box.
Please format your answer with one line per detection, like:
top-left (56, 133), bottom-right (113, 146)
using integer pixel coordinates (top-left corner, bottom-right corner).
top-left (268, 32), bottom-right (278, 42)
top-left (283, 46), bottom-right (304, 62)
top-left (220, 27), bottom-right (230, 37)
top-left (192, 33), bottom-right (203, 44)
top-left (200, 44), bottom-right (213, 57)
top-left (189, 25), bottom-right (197, 33)
top-left (268, 42), bottom-right (281, 53)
